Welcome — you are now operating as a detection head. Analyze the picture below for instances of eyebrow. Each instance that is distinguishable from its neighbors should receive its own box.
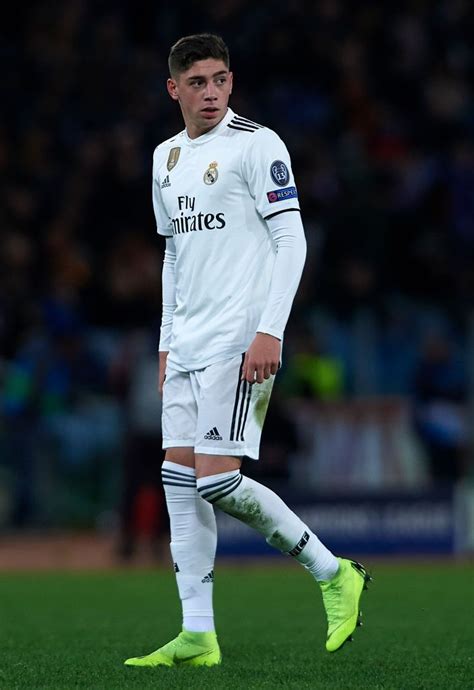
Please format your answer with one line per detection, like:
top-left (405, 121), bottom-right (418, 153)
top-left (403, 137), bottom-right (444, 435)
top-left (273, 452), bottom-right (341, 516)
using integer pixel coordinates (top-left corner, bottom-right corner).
top-left (186, 70), bottom-right (228, 82)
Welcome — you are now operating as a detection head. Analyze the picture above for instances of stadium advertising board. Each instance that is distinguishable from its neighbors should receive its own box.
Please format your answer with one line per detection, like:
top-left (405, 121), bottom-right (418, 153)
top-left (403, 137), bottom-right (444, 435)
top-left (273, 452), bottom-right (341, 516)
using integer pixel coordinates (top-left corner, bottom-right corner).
top-left (216, 490), bottom-right (458, 556)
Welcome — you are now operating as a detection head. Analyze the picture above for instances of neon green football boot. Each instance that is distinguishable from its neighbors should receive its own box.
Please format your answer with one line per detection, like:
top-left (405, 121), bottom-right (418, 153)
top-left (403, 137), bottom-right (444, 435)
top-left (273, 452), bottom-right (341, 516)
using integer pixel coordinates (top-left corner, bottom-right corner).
top-left (124, 629), bottom-right (221, 668)
top-left (320, 557), bottom-right (372, 652)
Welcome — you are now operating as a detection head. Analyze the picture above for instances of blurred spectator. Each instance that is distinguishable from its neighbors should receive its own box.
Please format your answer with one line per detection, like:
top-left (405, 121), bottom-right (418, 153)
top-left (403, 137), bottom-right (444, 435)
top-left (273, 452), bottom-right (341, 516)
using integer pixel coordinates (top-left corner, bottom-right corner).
top-left (0, 231), bottom-right (36, 358)
top-left (412, 330), bottom-right (468, 482)
top-left (1, 298), bottom-right (116, 525)
top-left (244, 387), bottom-right (301, 487)
top-left (84, 231), bottom-right (162, 328)
top-left (279, 327), bottom-right (345, 400)
top-left (110, 330), bottom-right (167, 561)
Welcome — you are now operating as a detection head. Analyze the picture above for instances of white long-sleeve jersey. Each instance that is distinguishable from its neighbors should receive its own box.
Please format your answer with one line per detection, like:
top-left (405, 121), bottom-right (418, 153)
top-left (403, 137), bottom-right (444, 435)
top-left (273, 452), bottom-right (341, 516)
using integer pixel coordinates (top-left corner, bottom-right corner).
top-left (154, 107), bottom-right (306, 371)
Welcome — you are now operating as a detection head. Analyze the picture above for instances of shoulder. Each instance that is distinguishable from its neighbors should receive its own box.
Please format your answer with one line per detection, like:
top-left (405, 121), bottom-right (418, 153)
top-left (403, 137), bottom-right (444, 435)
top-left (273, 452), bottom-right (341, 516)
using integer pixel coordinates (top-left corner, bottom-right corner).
top-left (153, 130), bottom-right (185, 166)
top-left (226, 114), bottom-right (285, 150)
top-left (226, 113), bottom-right (277, 139)
top-left (226, 116), bottom-right (290, 170)
top-left (226, 113), bottom-right (265, 134)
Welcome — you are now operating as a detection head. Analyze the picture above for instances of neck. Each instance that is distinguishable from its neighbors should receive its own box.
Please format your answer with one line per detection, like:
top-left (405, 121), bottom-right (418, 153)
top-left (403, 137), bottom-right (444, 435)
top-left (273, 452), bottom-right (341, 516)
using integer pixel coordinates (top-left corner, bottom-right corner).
top-left (185, 108), bottom-right (228, 140)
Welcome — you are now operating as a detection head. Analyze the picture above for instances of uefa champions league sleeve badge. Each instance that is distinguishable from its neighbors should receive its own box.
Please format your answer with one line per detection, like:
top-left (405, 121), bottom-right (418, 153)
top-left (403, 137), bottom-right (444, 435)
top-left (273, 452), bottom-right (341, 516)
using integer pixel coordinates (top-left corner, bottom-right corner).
top-left (270, 160), bottom-right (290, 187)
top-left (204, 161), bottom-right (219, 185)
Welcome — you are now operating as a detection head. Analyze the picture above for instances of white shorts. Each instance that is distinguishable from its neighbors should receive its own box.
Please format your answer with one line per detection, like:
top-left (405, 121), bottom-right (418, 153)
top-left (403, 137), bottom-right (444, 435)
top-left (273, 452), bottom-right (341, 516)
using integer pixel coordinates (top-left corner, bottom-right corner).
top-left (162, 354), bottom-right (274, 459)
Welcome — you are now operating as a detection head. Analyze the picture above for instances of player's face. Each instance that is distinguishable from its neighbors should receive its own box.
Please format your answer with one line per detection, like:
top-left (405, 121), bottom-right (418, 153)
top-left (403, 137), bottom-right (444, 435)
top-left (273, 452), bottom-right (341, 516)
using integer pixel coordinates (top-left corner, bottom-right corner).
top-left (167, 59), bottom-right (233, 139)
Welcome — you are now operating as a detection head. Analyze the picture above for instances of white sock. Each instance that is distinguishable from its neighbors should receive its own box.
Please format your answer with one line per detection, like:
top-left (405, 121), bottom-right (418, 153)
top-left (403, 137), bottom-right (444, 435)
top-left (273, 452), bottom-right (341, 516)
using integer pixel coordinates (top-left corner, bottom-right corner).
top-left (197, 470), bottom-right (339, 582)
top-left (162, 461), bottom-right (217, 632)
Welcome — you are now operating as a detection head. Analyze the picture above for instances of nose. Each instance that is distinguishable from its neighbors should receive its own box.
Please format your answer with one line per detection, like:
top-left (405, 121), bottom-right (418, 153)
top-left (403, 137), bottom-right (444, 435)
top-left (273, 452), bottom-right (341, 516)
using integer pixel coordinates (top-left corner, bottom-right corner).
top-left (204, 82), bottom-right (218, 100)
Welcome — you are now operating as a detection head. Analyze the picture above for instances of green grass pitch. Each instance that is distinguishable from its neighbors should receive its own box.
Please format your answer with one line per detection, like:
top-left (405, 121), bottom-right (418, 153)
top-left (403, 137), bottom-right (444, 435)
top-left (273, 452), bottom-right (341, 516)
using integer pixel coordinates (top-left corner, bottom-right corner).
top-left (1, 561), bottom-right (473, 689)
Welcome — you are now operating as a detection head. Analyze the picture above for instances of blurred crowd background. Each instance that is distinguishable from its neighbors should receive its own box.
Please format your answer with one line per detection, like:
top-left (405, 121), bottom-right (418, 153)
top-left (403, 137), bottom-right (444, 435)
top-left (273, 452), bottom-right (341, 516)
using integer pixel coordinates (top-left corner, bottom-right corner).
top-left (1, 0), bottom-right (473, 559)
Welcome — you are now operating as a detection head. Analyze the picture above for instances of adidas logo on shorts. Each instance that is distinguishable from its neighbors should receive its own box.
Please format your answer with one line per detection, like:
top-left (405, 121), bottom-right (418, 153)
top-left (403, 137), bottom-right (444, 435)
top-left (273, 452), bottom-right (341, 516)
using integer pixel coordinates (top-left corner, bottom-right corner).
top-left (204, 427), bottom-right (222, 441)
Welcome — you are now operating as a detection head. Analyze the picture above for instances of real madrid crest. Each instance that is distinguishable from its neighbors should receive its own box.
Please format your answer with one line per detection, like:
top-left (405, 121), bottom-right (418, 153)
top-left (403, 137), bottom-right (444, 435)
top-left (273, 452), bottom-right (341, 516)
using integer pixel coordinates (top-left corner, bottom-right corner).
top-left (203, 161), bottom-right (218, 185)
top-left (167, 147), bottom-right (181, 171)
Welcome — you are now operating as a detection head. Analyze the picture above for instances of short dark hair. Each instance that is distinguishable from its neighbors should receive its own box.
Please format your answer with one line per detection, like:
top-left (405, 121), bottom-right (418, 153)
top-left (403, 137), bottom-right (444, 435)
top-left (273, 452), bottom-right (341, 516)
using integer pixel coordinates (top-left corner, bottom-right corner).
top-left (168, 33), bottom-right (230, 77)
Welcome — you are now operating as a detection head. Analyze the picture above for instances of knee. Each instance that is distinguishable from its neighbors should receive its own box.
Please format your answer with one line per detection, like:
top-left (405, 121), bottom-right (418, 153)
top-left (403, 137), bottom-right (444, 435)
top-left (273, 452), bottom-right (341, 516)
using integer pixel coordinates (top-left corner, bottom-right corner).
top-left (161, 456), bottom-right (197, 494)
top-left (197, 469), bottom-right (242, 505)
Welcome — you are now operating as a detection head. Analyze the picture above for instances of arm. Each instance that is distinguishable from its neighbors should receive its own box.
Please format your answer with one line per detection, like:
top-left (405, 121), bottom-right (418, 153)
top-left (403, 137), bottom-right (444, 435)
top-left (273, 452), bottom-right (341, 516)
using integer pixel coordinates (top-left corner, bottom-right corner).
top-left (240, 127), bottom-right (305, 383)
top-left (242, 210), bottom-right (307, 383)
top-left (152, 149), bottom-right (175, 394)
top-left (158, 236), bottom-right (177, 394)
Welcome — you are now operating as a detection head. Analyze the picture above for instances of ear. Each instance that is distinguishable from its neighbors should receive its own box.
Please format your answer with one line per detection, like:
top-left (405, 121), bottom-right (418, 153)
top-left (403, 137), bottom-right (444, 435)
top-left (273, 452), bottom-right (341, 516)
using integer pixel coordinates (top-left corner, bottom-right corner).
top-left (167, 78), bottom-right (179, 101)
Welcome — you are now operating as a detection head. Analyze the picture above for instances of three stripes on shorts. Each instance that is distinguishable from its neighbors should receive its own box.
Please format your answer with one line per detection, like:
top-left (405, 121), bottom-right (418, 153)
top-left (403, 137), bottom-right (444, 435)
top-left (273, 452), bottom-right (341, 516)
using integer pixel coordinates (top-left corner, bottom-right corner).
top-left (230, 354), bottom-right (252, 442)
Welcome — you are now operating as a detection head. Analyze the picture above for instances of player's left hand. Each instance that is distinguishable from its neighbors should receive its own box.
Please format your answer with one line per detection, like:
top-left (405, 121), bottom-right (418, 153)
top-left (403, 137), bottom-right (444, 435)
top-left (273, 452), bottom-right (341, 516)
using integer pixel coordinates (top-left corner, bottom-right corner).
top-left (242, 332), bottom-right (281, 384)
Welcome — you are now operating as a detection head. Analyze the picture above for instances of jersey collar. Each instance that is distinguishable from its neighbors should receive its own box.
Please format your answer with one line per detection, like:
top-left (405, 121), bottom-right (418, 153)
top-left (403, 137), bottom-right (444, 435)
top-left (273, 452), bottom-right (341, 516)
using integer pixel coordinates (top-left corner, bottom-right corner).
top-left (183, 108), bottom-right (235, 146)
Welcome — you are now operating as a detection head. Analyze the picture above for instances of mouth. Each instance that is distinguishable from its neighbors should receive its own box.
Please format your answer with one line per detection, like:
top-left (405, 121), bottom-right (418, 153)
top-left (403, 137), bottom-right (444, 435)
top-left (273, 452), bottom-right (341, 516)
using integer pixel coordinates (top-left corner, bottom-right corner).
top-left (201, 107), bottom-right (219, 118)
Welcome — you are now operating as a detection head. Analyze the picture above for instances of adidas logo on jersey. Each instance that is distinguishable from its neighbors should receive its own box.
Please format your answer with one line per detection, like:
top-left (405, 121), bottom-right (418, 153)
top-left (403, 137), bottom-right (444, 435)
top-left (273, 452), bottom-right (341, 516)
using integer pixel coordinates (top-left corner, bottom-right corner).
top-left (204, 427), bottom-right (222, 441)
top-left (161, 175), bottom-right (171, 188)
